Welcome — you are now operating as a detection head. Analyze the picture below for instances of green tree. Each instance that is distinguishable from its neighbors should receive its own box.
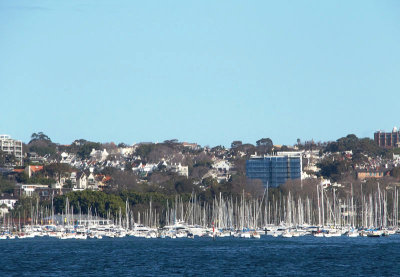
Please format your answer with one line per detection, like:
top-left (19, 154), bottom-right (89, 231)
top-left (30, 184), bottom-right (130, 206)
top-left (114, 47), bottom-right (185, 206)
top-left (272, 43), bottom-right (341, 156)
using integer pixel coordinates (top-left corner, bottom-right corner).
top-left (391, 167), bottom-right (400, 180)
top-left (231, 141), bottom-right (242, 149)
top-left (135, 144), bottom-right (154, 161)
top-left (0, 150), bottom-right (16, 167)
top-left (256, 138), bottom-right (273, 147)
top-left (27, 132), bottom-right (57, 156)
top-left (44, 163), bottom-right (72, 181)
top-left (77, 142), bottom-right (102, 159)
top-left (318, 158), bottom-right (352, 182)
top-left (256, 138), bottom-right (273, 154)
top-left (0, 175), bottom-right (15, 194)
top-left (29, 132), bottom-right (52, 143)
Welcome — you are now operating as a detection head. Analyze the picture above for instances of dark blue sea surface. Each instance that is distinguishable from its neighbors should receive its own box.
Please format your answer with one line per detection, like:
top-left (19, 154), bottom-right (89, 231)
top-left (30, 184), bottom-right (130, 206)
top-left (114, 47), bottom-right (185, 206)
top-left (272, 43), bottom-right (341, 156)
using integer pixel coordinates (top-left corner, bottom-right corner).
top-left (0, 236), bottom-right (399, 276)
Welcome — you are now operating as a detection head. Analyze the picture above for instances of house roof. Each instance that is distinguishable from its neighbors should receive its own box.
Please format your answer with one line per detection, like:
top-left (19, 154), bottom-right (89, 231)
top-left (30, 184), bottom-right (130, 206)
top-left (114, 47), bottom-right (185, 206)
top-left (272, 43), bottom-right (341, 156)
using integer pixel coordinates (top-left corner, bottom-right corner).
top-left (0, 193), bottom-right (18, 200)
top-left (28, 165), bottom-right (44, 173)
top-left (76, 172), bottom-right (86, 179)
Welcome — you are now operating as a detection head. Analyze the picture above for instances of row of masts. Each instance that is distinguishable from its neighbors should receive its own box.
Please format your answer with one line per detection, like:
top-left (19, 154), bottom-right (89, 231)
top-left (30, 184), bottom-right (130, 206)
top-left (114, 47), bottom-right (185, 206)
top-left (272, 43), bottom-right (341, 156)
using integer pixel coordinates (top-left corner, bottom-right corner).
top-left (3, 184), bottom-right (400, 230)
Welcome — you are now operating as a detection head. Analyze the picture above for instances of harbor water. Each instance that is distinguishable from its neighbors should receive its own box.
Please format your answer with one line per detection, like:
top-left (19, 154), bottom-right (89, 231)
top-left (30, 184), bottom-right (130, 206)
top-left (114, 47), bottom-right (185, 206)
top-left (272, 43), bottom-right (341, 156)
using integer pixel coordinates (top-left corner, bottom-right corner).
top-left (0, 236), bottom-right (398, 276)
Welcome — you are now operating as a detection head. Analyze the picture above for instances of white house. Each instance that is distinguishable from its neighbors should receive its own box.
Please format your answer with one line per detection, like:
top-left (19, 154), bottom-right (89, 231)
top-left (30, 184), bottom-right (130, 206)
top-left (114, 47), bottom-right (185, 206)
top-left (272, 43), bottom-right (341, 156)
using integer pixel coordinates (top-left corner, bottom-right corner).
top-left (74, 172), bottom-right (87, 190)
top-left (168, 163), bottom-right (189, 178)
top-left (212, 160), bottom-right (231, 172)
top-left (60, 152), bottom-right (76, 164)
top-left (15, 184), bottom-right (49, 197)
top-left (87, 169), bottom-right (98, 190)
top-left (90, 149), bottom-right (109, 161)
top-left (0, 194), bottom-right (18, 209)
top-left (73, 169), bottom-right (98, 191)
top-left (133, 163), bottom-right (158, 174)
top-left (119, 146), bottom-right (135, 157)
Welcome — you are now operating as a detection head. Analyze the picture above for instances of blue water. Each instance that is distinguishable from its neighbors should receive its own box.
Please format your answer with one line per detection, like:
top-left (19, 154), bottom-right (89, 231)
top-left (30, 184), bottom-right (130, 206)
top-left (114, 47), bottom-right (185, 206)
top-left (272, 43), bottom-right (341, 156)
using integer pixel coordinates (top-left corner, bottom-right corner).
top-left (0, 236), bottom-right (399, 276)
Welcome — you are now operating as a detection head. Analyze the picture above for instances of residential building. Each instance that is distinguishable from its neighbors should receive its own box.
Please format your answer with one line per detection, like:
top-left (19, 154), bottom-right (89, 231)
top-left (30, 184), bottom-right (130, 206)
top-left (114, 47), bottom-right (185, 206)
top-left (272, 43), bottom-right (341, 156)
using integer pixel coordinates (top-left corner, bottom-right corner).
top-left (0, 193), bottom-right (18, 209)
top-left (212, 160), bottom-right (231, 183)
top-left (74, 169), bottom-right (98, 191)
top-left (168, 163), bottom-right (189, 177)
top-left (212, 160), bottom-right (231, 172)
top-left (60, 152), bottom-right (76, 164)
top-left (133, 163), bottom-right (158, 176)
top-left (26, 152), bottom-right (45, 163)
top-left (90, 149), bottom-right (109, 161)
top-left (182, 142), bottom-right (200, 151)
top-left (356, 169), bottom-right (388, 180)
top-left (374, 128), bottom-right (400, 149)
top-left (15, 184), bottom-right (69, 199)
top-left (25, 165), bottom-right (44, 178)
top-left (246, 152), bottom-right (302, 187)
top-left (15, 184), bottom-right (49, 197)
top-left (0, 135), bottom-right (23, 166)
top-left (87, 170), bottom-right (98, 190)
top-left (75, 172), bottom-right (87, 190)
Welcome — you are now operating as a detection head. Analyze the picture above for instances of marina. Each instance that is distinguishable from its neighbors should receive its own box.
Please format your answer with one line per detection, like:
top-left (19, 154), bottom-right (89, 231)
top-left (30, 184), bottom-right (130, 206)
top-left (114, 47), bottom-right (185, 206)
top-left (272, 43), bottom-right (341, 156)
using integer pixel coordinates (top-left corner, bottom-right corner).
top-left (2, 181), bottom-right (400, 241)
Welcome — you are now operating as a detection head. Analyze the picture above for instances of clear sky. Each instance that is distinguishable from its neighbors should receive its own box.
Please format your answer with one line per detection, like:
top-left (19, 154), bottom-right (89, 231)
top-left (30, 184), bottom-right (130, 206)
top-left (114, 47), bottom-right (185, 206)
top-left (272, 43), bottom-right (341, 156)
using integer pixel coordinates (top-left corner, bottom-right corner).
top-left (1, 0), bottom-right (399, 147)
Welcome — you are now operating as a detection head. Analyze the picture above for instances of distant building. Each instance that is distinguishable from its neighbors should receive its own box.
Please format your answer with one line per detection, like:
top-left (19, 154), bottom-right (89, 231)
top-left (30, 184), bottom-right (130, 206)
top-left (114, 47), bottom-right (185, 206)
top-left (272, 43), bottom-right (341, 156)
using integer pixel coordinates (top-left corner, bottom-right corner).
top-left (0, 193), bottom-right (18, 209)
top-left (356, 169), bottom-right (388, 180)
top-left (60, 152), bottom-right (76, 164)
top-left (0, 135), bottom-right (23, 166)
top-left (246, 152), bottom-right (302, 187)
top-left (73, 169), bottom-right (98, 191)
top-left (374, 128), bottom-right (400, 149)
top-left (15, 184), bottom-right (69, 199)
top-left (90, 149), bottom-right (109, 161)
top-left (15, 184), bottom-right (49, 197)
top-left (25, 165), bottom-right (44, 178)
top-left (182, 142), bottom-right (200, 151)
top-left (168, 163), bottom-right (189, 178)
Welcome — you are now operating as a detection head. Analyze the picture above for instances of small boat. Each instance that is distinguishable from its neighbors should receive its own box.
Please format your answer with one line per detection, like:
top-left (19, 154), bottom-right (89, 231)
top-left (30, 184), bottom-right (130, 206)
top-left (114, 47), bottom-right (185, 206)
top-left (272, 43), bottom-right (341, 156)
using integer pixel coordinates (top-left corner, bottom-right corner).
top-left (367, 230), bottom-right (382, 237)
top-left (347, 231), bottom-right (359, 238)
top-left (282, 231), bottom-right (292, 238)
top-left (313, 232), bottom-right (324, 237)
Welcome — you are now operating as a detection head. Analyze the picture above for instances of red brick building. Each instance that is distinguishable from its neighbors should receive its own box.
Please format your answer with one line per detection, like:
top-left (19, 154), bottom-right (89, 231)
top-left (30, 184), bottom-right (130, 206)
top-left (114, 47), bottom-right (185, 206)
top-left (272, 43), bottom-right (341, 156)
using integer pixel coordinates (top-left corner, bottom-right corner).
top-left (374, 129), bottom-right (400, 149)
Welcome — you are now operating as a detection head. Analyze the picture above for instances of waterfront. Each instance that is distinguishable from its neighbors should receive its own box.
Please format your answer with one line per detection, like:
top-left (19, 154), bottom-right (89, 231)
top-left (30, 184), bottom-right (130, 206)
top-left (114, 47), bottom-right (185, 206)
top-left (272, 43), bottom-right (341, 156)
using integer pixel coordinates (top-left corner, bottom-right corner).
top-left (1, 236), bottom-right (399, 276)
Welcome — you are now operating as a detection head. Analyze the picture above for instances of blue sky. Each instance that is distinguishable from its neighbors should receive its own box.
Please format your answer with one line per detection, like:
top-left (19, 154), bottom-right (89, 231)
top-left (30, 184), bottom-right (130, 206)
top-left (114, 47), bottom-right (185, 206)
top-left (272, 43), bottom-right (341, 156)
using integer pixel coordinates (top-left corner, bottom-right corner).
top-left (1, 0), bottom-right (399, 147)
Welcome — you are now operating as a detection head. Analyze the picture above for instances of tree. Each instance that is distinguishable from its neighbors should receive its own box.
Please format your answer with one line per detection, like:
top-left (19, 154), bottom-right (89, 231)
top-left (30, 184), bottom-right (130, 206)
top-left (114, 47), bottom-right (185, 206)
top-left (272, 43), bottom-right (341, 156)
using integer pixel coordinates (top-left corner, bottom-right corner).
top-left (0, 175), bottom-right (15, 194)
top-left (280, 145), bottom-right (290, 151)
top-left (391, 167), bottom-right (400, 180)
top-left (64, 179), bottom-right (73, 188)
top-left (231, 141), bottom-right (242, 149)
top-left (164, 139), bottom-right (179, 144)
top-left (28, 140), bottom-right (57, 156)
top-left (44, 163), bottom-right (72, 182)
top-left (29, 132), bottom-right (51, 143)
top-left (77, 142), bottom-right (101, 159)
top-left (27, 133), bottom-right (56, 156)
top-left (135, 144), bottom-right (154, 161)
top-left (256, 138), bottom-right (273, 147)
top-left (318, 158), bottom-right (352, 182)
top-left (324, 134), bottom-right (386, 157)
top-left (256, 138), bottom-right (273, 154)
top-left (0, 150), bottom-right (16, 167)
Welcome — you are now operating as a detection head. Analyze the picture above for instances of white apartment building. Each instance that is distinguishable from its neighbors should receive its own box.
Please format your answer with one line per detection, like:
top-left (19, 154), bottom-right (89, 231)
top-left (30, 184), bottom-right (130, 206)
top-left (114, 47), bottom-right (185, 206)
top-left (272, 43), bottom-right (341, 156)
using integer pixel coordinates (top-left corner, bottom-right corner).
top-left (168, 163), bottom-right (189, 178)
top-left (0, 135), bottom-right (23, 166)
